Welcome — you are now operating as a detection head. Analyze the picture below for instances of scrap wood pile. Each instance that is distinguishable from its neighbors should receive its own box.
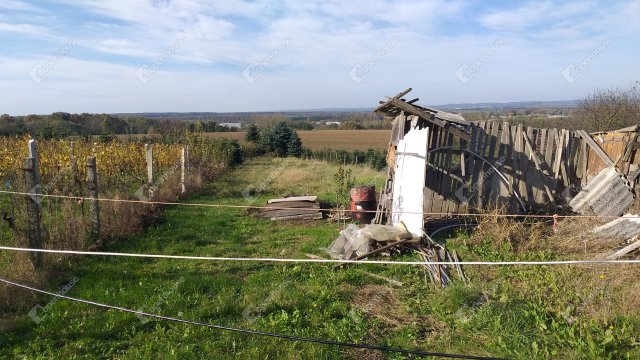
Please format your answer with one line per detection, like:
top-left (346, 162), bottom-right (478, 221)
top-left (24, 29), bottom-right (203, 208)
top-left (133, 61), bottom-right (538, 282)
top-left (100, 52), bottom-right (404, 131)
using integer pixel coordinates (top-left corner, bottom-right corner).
top-left (328, 223), bottom-right (465, 287)
top-left (256, 196), bottom-right (322, 221)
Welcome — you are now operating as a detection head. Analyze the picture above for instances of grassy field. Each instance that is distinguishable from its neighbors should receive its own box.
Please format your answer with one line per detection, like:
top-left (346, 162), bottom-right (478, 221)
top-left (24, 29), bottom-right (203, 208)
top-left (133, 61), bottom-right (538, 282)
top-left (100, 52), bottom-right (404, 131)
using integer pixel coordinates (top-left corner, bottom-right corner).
top-left (1, 157), bottom-right (639, 359)
top-left (204, 130), bottom-right (391, 151)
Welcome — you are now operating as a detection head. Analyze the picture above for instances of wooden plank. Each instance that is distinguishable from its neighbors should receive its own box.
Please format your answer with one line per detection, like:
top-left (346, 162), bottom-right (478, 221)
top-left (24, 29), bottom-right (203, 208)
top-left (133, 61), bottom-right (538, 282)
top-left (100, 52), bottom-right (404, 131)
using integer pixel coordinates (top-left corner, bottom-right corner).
top-left (432, 193), bottom-right (444, 216)
top-left (484, 121), bottom-right (500, 205)
top-left (440, 134), bottom-right (457, 212)
top-left (519, 126), bottom-right (535, 205)
top-left (560, 130), bottom-right (571, 187)
top-left (270, 213), bottom-right (323, 221)
top-left (552, 130), bottom-right (564, 177)
top-left (259, 208), bottom-right (321, 218)
top-left (512, 124), bottom-right (526, 205)
top-left (431, 126), bottom-right (445, 200)
top-left (523, 131), bottom-right (555, 204)
top-left (527, 128), bottom-right (543, 205)
top-left (567, 132), bottom-right (580, 183)
top-left (490, 122), bottom-right (506, 204)
top-left (577, 129), bottom-right (615, 167)
top-left (441, 133), bottom-right (455, 205)
top-left (466, 125), bottom-right (479, 187)
top-left (498, 122), bottom-right (513, 204)
top-left (425, 125), bottom-right (438, 190)
top-left (477, 122), bottom-right (492, 208)
top-left (264, 202), bottom-right (321, 209)
top-left (581, 136), bottom-right (589, 183)
top-left (423, 187), bottom-right (434, 215)
top-left (268, 196), bottom-right (318, 204)
top-left (539, 128), bottom-right (548, 159)
top-left (546, 129), bottom-right (557, 165)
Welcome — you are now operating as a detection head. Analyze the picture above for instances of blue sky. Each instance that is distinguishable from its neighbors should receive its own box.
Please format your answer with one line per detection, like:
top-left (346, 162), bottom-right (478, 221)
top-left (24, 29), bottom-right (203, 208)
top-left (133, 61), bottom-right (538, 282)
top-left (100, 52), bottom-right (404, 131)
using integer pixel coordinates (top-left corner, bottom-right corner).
top-left (0, 0), bottom-right (638, 115)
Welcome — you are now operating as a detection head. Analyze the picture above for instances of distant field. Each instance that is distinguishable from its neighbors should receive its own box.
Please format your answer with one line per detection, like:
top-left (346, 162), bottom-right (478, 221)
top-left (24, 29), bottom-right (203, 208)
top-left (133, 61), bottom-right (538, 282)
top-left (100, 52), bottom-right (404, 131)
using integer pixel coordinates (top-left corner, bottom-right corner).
top-left (205, 130), bottom-right (391, 150)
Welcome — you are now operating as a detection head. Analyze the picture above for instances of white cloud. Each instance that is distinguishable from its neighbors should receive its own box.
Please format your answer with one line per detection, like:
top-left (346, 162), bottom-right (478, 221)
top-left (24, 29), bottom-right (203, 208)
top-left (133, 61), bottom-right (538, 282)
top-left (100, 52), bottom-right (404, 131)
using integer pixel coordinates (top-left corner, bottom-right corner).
top-left (0, 0), bottom-right (41, 11)
top-left (0, 22), bottom-right (49, 37)
top-left (479, 1), bottom-right (592, 31)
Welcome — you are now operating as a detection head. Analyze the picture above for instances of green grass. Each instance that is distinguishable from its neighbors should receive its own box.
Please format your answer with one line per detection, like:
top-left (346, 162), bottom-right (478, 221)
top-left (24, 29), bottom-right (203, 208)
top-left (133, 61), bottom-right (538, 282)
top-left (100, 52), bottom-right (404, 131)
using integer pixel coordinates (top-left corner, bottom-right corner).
top-left (1, 157), bottom-right (639, 359)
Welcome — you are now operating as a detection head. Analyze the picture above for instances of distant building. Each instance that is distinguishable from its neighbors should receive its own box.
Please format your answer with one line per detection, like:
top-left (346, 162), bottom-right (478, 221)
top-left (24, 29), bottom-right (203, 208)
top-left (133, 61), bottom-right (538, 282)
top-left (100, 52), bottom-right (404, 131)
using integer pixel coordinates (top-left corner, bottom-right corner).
top-left (219, 122), bottom-right (242, 129)
top-left (325, 121), bottom-right (341, 126)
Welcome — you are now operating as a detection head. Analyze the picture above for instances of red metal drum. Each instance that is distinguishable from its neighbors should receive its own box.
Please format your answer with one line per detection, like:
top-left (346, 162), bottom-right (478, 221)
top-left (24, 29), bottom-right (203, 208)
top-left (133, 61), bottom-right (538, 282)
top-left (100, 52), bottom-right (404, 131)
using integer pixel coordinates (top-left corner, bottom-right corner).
top-left (349, 186), bottom-right (377, 224)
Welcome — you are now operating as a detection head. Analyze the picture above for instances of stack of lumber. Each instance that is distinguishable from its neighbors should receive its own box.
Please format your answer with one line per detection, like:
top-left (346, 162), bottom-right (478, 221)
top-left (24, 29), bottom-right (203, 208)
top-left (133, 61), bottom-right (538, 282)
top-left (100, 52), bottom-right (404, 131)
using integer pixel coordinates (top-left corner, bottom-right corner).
top-left (257, 196), bottom-right (322, 221)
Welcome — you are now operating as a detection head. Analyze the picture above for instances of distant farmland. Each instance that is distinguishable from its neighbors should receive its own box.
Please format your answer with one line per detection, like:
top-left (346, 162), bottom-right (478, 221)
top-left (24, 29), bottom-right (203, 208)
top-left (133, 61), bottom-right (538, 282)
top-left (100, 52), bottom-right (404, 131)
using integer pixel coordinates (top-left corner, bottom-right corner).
top-left (206, 129), bottom-right (391, 150)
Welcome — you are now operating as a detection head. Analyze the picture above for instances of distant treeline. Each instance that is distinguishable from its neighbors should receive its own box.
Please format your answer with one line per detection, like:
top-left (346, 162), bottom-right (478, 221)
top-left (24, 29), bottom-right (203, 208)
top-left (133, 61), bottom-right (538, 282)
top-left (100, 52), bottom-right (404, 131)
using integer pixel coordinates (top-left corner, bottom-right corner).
top-left (301, 148), bottom-right (387, 170)
top-left (0, 112), bottom-right (238, 138)
top-left (0, 111), bottom-right (390, 138)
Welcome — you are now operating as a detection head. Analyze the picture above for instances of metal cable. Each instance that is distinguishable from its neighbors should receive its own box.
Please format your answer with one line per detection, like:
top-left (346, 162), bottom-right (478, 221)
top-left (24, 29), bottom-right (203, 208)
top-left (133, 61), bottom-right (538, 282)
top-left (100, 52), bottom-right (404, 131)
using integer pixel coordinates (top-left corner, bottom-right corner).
top-left (0, 276), bottom-right (503, 360)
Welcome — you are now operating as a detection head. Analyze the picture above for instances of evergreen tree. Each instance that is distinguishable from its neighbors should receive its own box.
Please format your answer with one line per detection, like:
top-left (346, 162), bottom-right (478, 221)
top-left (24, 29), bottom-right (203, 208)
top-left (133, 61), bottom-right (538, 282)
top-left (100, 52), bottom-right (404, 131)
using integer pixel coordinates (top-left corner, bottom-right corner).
top-left (259, 121), bottom-right (302, 157)
top-left (287, 131), bottom-right (302, 156)
top-left (245, 124), bottom-right (259, 143)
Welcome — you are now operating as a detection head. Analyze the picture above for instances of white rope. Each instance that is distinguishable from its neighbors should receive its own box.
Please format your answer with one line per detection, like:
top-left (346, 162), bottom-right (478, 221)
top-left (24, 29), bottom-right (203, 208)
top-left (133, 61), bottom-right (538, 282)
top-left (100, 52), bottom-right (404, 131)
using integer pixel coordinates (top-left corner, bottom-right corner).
top-left (0, 189), bottom-right (634, 219)
top-left (0, 246), bottom-right (638, 266)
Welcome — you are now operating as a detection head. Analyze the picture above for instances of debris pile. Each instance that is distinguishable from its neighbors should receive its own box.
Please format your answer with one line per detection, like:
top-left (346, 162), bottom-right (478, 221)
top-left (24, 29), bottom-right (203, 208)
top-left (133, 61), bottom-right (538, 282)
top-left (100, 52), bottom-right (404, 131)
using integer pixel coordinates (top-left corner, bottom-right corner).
top-left (328, 223), bottom-right (466, 287)
top-left (257, 196), bottom-right (322, 221)
top-left (327, 224), bottom-right (414, 259)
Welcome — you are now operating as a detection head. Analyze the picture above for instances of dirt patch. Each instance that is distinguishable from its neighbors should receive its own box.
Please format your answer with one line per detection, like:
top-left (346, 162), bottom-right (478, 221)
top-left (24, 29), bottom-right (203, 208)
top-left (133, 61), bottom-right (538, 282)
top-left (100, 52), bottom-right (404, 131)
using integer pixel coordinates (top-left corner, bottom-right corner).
top-left (352, 284), bottom-right (412, 329)
top-left (344, 347), bottom-right (386, 360)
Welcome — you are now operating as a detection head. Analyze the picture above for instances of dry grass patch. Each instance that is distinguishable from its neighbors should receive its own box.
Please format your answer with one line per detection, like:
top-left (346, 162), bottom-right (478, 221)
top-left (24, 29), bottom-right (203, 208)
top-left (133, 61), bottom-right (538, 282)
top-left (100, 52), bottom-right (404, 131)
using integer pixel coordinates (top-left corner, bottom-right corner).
top-left (468, 208), bottom-right (550, 252)
top-left (352, 285), bottom-right (413, 330)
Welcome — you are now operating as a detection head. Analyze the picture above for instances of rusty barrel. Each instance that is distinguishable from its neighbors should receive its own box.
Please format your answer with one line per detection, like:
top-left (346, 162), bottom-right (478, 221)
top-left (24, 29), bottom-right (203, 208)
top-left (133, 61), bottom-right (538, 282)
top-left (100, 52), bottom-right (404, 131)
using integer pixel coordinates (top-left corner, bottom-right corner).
top-left (349, 186), bottom-right (377, 224)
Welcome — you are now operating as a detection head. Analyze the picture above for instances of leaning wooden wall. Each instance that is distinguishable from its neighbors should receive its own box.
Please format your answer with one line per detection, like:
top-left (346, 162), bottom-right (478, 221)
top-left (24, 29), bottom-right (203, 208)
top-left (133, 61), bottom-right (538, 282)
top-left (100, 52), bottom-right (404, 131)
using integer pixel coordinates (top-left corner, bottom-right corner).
top-left (384, 114), bottom-right (640, 218)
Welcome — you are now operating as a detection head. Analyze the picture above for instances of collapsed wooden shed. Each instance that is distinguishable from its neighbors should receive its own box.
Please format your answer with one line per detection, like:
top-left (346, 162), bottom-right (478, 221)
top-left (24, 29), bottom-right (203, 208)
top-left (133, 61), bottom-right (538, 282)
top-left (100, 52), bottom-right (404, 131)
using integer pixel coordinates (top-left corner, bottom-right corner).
top-left (374, 88), bottom-right (640, 227)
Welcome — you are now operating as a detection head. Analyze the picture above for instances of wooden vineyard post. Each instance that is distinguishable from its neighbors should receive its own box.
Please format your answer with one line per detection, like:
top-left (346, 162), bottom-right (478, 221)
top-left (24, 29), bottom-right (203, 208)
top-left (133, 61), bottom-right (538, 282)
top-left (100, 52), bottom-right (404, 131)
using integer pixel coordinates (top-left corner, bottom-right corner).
top-left (86, 156), bottom-right (100, 241)
top-left (181, 147), bottom-right (186, 194)
top-left (185, 145), bottom-right (189, 171)
top-left (145, 144), bottom-right (154, 199)
top-left (24, 140), bottom-right (42, 268)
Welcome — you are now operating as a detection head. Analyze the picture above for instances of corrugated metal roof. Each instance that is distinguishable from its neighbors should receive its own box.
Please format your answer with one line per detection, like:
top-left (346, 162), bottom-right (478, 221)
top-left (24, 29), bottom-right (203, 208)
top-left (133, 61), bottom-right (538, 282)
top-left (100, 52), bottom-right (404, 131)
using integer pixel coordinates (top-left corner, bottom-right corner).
top-left (592, 213), bottom-right (640, 239)
top-left (569, 167), bottom-right (634, 217)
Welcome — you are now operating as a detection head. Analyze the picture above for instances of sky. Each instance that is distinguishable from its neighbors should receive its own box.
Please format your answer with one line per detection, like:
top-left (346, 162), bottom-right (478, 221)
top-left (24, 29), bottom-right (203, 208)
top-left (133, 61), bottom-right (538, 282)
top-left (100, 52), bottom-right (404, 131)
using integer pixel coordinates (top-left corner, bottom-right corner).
top-left (0, 0), bottom-right (639, 115)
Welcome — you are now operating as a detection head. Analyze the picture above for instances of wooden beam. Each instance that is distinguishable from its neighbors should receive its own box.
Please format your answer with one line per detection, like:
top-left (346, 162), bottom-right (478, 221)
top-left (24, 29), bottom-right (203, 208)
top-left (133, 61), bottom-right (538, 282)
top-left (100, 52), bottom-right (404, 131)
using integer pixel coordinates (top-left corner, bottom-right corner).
top-left (374, 87), bottom-right (413, 113)
top-left (388, 98), bottom-right (470, 140)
